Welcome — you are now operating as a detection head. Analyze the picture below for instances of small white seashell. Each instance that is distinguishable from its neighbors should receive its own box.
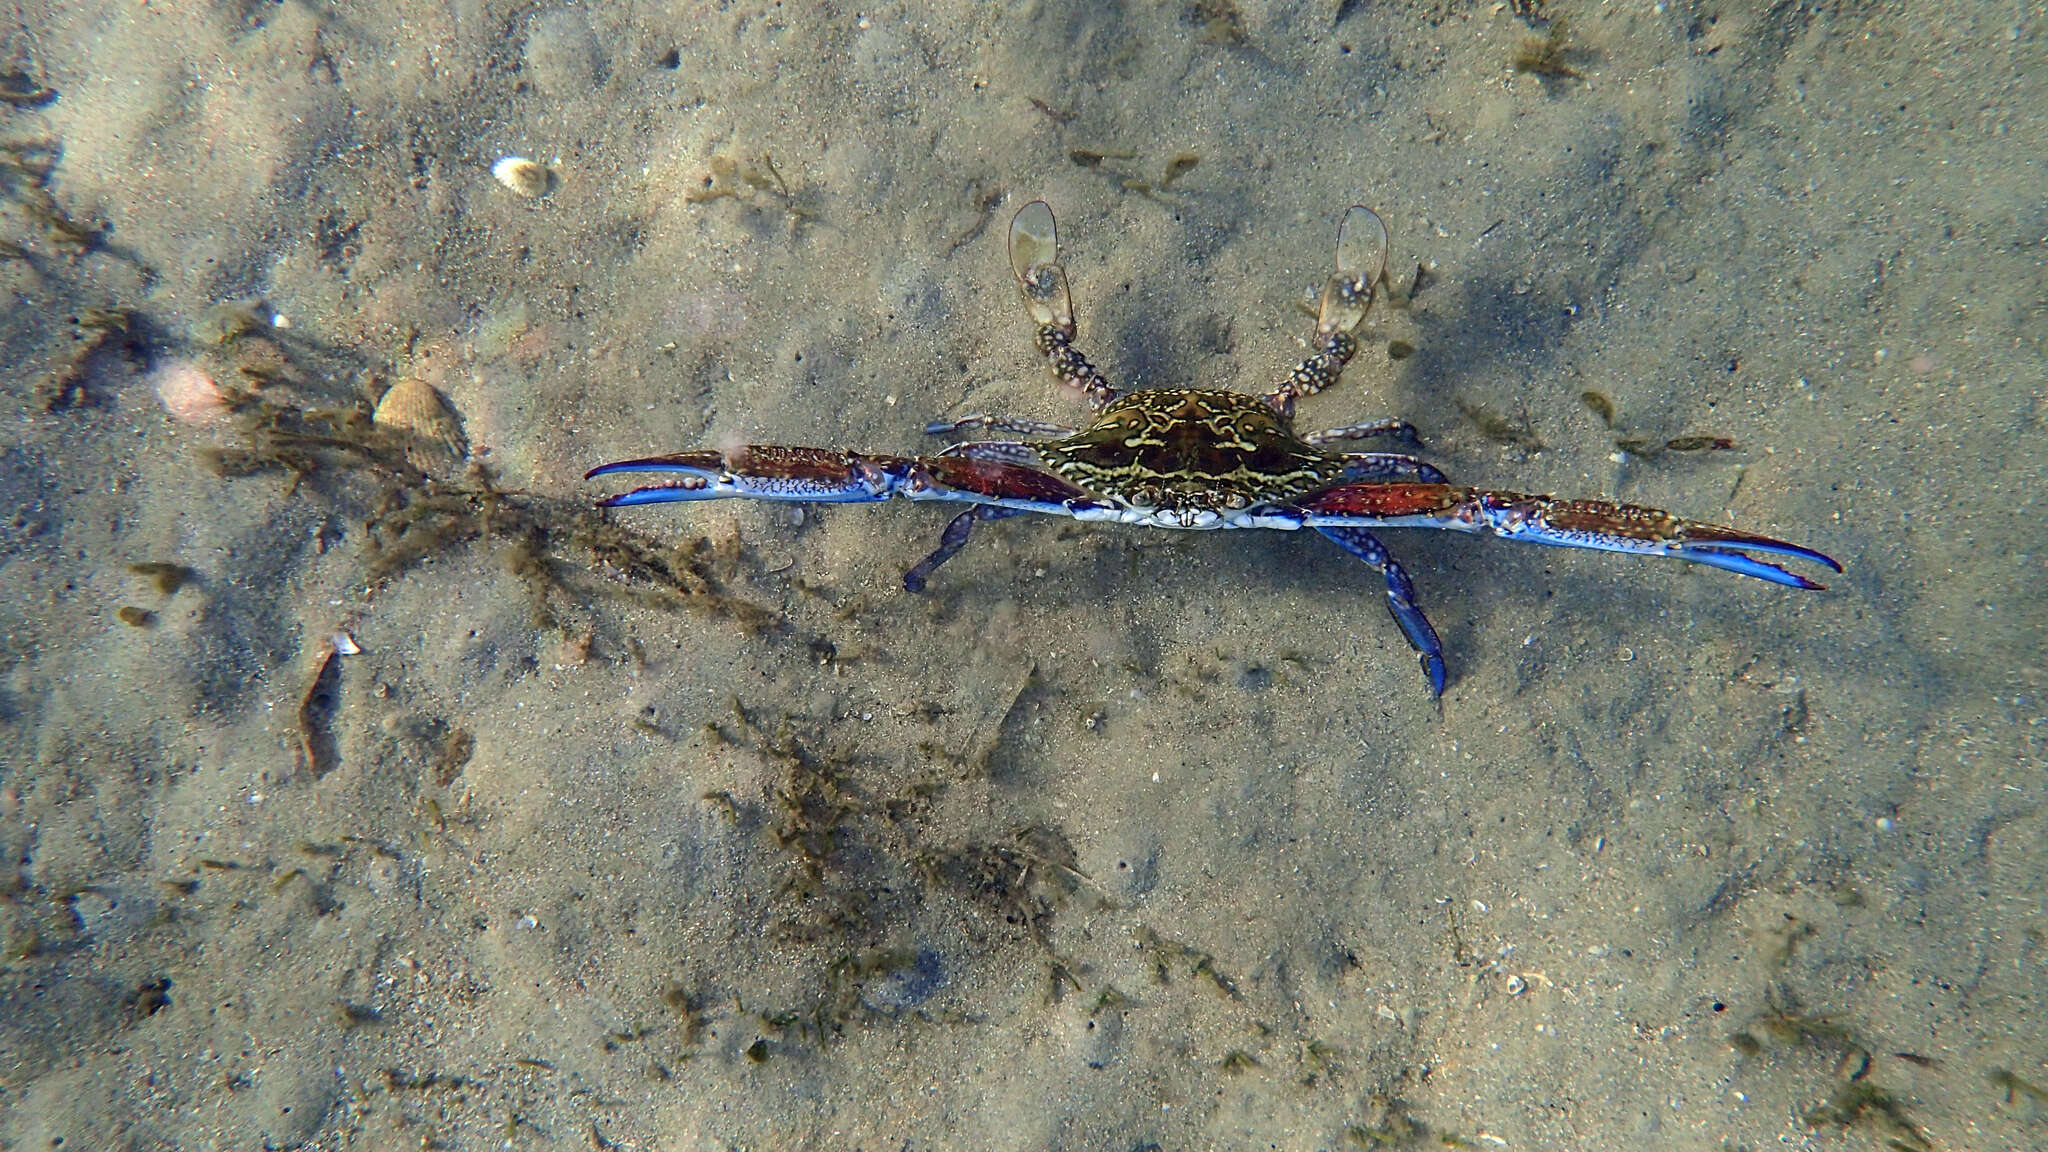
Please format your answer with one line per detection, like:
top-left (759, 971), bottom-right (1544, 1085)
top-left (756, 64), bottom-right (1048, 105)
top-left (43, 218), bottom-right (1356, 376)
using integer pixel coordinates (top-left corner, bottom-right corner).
top-left (330, 631), bottom-right (362, 656)
top-left (491, 155), bottom-right (550, 198)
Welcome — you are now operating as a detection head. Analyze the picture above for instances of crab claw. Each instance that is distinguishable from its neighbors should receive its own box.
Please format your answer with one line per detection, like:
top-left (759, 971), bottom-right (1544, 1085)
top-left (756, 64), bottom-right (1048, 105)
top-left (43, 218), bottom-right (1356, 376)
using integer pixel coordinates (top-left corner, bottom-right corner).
top-left (1640, 521), bottom-right (1843, 589)
top-left (1484, 494), bottom-right (1843, 590)
top-left (1301, 483), bottom-right (1842, 590)
top-left (585, 447), bottom-right (913, 506)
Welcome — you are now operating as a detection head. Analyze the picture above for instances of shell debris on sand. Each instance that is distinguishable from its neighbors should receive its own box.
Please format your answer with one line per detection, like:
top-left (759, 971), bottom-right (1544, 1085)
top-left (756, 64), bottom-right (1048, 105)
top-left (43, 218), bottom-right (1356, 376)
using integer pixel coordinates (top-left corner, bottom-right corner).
top-left (152, 361), bottom-right (231, 428)
top-left (492, 155), bottom-right (552, 198)
top-left (372, 376), bottom-right (468, 467)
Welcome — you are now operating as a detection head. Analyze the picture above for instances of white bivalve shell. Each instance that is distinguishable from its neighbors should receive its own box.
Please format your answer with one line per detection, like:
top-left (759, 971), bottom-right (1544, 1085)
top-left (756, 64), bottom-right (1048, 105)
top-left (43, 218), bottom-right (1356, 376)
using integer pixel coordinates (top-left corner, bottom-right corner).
top-left (491, 155), bottom-right (550, 198)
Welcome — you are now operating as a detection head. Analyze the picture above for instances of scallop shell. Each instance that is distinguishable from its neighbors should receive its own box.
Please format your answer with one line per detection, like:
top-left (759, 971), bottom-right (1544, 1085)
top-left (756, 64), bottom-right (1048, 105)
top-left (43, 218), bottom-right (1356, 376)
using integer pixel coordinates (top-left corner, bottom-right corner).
top-left (491, 155), bottom-right (550, 198)
top-left (372, 376), bottom-right (467, 465)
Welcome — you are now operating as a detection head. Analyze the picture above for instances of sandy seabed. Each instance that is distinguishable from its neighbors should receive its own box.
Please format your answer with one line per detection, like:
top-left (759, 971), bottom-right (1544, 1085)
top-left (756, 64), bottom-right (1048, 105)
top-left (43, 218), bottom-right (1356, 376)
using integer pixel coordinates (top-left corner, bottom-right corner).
top-left (1, 2), bottom-right (2043, 1149)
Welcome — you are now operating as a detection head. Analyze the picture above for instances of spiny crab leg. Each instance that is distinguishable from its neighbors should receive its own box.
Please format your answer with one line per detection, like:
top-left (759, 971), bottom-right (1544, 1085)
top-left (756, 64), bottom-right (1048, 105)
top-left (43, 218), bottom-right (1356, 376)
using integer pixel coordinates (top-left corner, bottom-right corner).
top-left (1300, 483), bottom-right (1843, 589)
top-left (1266, 204), bottom-right (1389, 417)
top-left (1010, 200), bottom-right (1116, 409)
top-left (1301, 416), bottom-right (1419, 446)
top-left (923, 414), bottom-right (1079, 439)
top-left (1335, 453), bottom-right (1450, 485)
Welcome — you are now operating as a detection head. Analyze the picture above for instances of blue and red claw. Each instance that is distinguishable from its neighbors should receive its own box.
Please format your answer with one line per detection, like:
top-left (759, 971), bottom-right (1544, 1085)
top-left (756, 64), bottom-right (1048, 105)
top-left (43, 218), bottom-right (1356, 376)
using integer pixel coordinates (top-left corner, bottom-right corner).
top-left (1666, 524), bottom-right (1843, 590)
top-left (590, 448), bottom-right (1096, 594)
top-left (586, 447), bottom-right (913, 507)
top-left (585, 452), bottom-right (726, 506)
top-left (1302, 484), bottom-right (1842, 592)
top-left (1516, 505), bottom-right (1844, 590)
top-left (584, 452), bottom-right (723, 482)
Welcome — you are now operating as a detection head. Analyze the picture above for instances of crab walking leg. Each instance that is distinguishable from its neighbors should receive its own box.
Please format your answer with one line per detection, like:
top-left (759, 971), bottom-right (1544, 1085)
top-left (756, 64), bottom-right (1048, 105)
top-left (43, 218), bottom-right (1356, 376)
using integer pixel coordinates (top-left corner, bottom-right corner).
top-left (903, 506), bottom-right (1028, 593)
top-left (1337, 453), bottom-right (1450, 484)
top-left (1315, 526), bottom-right (1449, 695)
top-left (1302, 417), bottom-right (1420, 446)
top-left (1302, 483), bottom-right (1842, 589)
top-left (935, 440), bottom-right (1045, 467)
top-left (1010, 200), bottom-right (1117, 409)
top-left (1265, 205), bottom-right (1389, 418)
top-left (924, 414), bottom-right (1080, 439)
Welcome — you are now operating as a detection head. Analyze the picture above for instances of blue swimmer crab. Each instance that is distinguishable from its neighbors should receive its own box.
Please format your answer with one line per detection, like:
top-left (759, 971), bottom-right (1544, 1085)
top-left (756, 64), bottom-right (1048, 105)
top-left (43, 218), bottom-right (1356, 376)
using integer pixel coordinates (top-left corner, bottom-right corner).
top-left (588, 201), bottom-right (1840, 694)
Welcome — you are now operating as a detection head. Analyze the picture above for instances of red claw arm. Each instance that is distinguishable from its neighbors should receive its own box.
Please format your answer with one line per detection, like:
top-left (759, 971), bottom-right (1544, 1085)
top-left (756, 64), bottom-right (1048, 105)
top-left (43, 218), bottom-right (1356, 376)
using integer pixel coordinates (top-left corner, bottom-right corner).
top-left (1301, 482), bottom-right (1841, 589)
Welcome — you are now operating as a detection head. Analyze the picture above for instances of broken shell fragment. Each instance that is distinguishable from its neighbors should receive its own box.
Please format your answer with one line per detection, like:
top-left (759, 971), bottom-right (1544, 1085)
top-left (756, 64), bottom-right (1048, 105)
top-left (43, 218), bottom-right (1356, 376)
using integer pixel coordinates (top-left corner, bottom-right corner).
top-left (152, 361), bottom-right (230, 428)
top-left (372, 376), bottom-right (468, 466)
top-left (491, 155), bottom-right (551, 198)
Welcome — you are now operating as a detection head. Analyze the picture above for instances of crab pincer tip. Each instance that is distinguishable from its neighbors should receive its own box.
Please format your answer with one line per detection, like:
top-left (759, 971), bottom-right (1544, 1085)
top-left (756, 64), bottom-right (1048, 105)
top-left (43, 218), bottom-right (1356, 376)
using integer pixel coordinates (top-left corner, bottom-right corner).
top-left (585, 459), bottom-right (643, 480)
top-left (1422, 653), bottom-right (1447, 697)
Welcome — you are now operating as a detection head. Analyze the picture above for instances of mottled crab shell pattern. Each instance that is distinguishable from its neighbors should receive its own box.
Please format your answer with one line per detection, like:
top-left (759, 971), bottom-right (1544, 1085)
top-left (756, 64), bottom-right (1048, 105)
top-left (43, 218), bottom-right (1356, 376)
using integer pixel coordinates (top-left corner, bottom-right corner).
top-left (1037, 389), bottom-right (1349, 517)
